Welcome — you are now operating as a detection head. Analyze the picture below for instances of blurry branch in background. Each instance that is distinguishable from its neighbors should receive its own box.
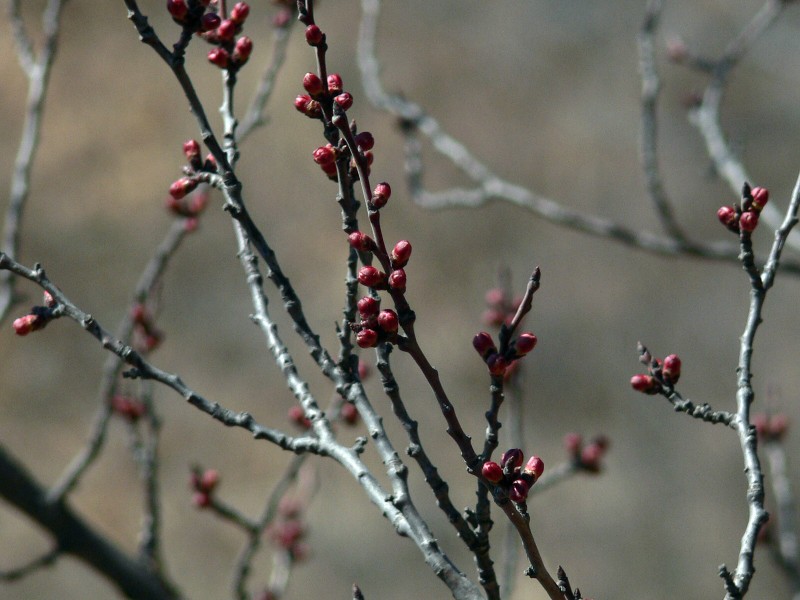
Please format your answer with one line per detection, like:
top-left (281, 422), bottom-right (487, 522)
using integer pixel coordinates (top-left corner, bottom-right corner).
top-left (1, 0), bottom-right (68, 322)
top-left (357, 0), bottom-right (800, 274)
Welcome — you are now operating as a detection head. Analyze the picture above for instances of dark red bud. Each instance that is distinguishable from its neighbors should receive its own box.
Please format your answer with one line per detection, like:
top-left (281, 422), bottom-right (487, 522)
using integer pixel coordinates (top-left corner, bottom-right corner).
top-left (348, 231), bottom-right (373, 252)
top-left (481, 461), bottom-right (503, 484)
top-left (167, 0), bottom-right (189, 20)
top-left (377, 309), bottom-right (399, 333)
top-left (358, 266), bottom-right (384, 288)
top-left (630, 374), bottom-right (659, 394)
top-left (233, 36), bottom-right (253, 63)
top-left (388, 269), bottom-right (406, 291)
top-left (501, 448), bottom-right (524, 470)
top-left (515, 332), bottom-right (537, 355)
top-left (739, 211), bottom-right (759, 233)
top-left (472, 331), bottom-right (496, 358)
top-left (355, 131), bottom-right (375, 151)
top-left (216, 19), bottom-right (237, 41)
top-left (303, 72), bottom-right (323, 96)
top-left (200, 12), bottom-right (221, 32)
top-left (390, 240), bottom-right (412, 267)
top-left (717, 205), bottom-right (737, 229)
top-left (356, 328), bottom-right (379, 348)
top-left (169, 177), bottom-right (198, 199)
top-left (509, 479), bottom-right (530, 503)
top-left (372, 182), bottom-right (391, 208)
top-left (207, 47), bottom-right (230, 68)
top-left (334, 92), bottom-right (353, 110)
top-left (305, 24), bottom-right (323, 46)
top-left (357, 296), bottom-right (379, 316)
top-left (486, 353), bottom-right (507, 376)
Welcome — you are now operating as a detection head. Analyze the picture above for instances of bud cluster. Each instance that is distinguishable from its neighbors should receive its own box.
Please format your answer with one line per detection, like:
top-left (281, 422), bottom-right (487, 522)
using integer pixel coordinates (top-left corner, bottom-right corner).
top-left (131, 303), bottom-right (164, 353)
top-left (472, 330), bottom-right (537, 377)
top-left (267, 495), bottom-right (310, 561)
top-left (190, 467), bottom-right (220, 509)
top-left (167, 140), bottom-right (215, 229)
top-left (110, 394), bottom-right (147, 422)
top-left (563, 432), bottom-right (610, 474)
top-left (352, 294), bottom-right (400, 348)
top-left (630, 346), bottom-right (681, 395)
top-left (717, 183), bottom-right (769, 235)
top-left (166, 1), bottom-right (253, 70)
top-left (481, 448), bottom-right (545, 503)
top-left (12, 293), bottom-right (58, 336)
top-left (753, 413), bottom-right (789, 443)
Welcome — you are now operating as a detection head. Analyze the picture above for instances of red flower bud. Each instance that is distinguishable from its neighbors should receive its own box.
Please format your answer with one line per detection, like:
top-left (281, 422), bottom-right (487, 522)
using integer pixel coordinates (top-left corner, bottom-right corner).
top-left (355, 131), bottom-right (375, 151)
top-left (481, 461), bottom-right (503, 484)
top-left (509, 479), bottom-right (530, 503)
top-left (288, 406), bottom-right (311, 429)
top-left (340, 402), bottom-right (359, 425)
top-left (358, 266), bottom-right (384, 288)
top-left (501, 448), bottom-right (524, 470)
top-left (327, 73), bottom-right (343, 94)
top-left (472, 331), bottom-right (496, 358)
top-left (305, 24), bottom-right (323, 46)
top-left (739, 210), bottom-right (758, 233)
top-left (751, 187), bottom-right (769, 212)
top-left (486, 353), bottom-right (507, 376)
top-left (207, 47), bottom-right (230, 68)
top-left (167, 0), bottom-right (189, 21)
top-left (200, 469), bottom-right (220, 492)
top-left (356, 328), bottom-right (379, 348)
top-left (313, 145), bottom-right (336, 166)
top-left (233, 36), bottom-right (253, 64)
top-left (662, 353), bottom-right (681, 383)
top-left (334, 92), bottom-right (353, 110)
top-left (523, 455), bottom-right (544, 480)
top-left (377, 309), bottom-right (399, 333)
top-left (348, 231), bottom-right (373, 252)
top-left (515, 332), bottom-right (537, 355)
top-left (204, 153), bottom-right (217, 172)
top-left (192, 492), bottom-right (211, 508)
top-left (717, 205), bottom-right (737, 230)
top-left (371, 182), bottom-right (391, 208)
top-left (357, 296), bottom-right (379, 317)
top-left (169, 177), bottom-right (198, 199)
top-left (390, 240), bottom-right (412, 267)
top-left (388, 269), bottom-right (406, 291)
top-left (303, 72), bottom-right (323, 96)
top-left (630, 374), bottom-right (658, 394)
top-left (230, 2), bottom-right (250, 24)
top-left (200, 12), bottom-right (221, 32)
top-left (216, 19), bottom-right (237, 41)
top-left (183, 139), bottom-right (201, 167)
top-left (580, 444), bottom-right (604, 473)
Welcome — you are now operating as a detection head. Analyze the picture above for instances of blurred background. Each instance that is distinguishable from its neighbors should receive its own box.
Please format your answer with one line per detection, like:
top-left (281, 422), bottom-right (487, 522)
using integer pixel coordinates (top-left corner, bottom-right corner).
top-left (2, 1), bottom-right (800, 598)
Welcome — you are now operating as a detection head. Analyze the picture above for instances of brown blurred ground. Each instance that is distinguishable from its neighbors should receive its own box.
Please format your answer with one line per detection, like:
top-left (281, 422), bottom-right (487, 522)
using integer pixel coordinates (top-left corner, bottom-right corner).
top-left (2, 1), bottom-right (800, 599)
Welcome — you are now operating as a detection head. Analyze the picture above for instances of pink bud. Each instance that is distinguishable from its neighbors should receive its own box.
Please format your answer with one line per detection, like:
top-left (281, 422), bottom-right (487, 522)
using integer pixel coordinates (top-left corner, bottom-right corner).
top-left (662, 353), bottom-right (681, 383)
top-left (216, 19), bottom-right (237, 41)
top-left (751, 187), bottom-right (769, 212)
top-left (43, 291), bottom-right (56, 307)
top-left (564, 432), bottom-right (582, 455)
top-left (630, 374), bottom-right (658, 394)
top-left (327, 73), bottom-right (343, 94)
top-left (305, 24), bottom-right (323, 46)
top-left (192, 492), bottom-right (211, 508)
top-left (183, 139), bottom-right (201, 166)
top-left (167, 0), bottom-right (189, 20)
top-left (200, 469), bottom-right (220, 492)
top-left (523, 455), bottom-right (544, 480)
top-left (372, 182), bottom-right (392, 208)
top-left (230, 2), bottom-right (250, 24)
top-left (340, 402), bottom-right (359, 425)
top-left (377, 309), bottom-right (399, 333)
top-left (288, 406), bottom-right (311, 429)
top-left (233, 36), bottom-right (253, 64)
top-left (481, 461), bottom-right (503, 484)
